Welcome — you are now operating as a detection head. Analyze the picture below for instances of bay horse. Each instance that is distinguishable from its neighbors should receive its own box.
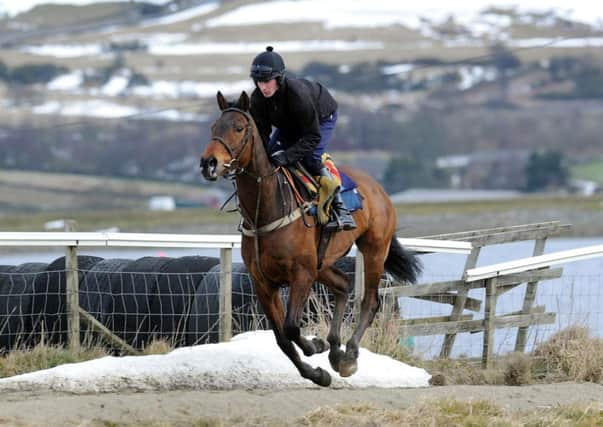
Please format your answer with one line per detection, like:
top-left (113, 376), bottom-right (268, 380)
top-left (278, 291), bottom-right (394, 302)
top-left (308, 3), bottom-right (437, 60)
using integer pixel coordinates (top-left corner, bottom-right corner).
top-left (200, 91), bottom-right (421, 386)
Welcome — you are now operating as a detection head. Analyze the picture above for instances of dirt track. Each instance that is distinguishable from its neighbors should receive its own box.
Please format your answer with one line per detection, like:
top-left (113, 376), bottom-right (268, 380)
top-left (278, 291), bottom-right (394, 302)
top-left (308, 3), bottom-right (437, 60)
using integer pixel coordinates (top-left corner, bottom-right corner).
top-left (1, 383), bottom-right (602, 426)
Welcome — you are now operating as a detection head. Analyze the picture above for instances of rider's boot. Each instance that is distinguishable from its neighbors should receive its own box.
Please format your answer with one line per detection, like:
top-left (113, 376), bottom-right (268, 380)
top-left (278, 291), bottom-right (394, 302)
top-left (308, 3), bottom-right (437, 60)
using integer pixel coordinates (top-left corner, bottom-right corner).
top-left (330, 191), bottom-right (357, 231)
top-left (318, 167), bottom-right (356, 231)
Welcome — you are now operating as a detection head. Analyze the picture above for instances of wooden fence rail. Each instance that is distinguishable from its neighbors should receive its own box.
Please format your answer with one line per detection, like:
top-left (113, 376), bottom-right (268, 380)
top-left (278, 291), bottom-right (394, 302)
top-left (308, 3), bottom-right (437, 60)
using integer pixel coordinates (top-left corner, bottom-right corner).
top-left (382, 221), bottom-right (603, 367)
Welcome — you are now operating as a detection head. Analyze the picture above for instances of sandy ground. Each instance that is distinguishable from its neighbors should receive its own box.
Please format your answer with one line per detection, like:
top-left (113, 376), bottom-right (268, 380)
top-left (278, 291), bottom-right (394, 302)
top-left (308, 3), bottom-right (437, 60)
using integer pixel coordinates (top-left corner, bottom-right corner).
top-left (1, 383), bottom-right (602, 426)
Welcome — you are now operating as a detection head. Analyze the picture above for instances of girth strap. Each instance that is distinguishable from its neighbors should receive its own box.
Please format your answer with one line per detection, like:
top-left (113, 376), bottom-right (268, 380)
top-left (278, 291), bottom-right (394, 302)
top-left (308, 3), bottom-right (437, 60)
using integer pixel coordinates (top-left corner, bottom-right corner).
top-left (240, 202), bottom-right (312, 236)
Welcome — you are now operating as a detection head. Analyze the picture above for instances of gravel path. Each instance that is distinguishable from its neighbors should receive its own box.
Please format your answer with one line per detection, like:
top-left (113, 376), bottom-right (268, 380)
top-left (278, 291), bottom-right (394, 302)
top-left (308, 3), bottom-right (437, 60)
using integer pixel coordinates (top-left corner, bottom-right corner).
top-left (1, 383), bottom-right (602, 426)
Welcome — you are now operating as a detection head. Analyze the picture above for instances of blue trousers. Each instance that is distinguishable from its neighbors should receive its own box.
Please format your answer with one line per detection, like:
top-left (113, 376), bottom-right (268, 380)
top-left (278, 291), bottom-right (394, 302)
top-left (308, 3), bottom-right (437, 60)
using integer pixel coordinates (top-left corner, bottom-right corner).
top-left (268, 111), bottom-right (338, 175)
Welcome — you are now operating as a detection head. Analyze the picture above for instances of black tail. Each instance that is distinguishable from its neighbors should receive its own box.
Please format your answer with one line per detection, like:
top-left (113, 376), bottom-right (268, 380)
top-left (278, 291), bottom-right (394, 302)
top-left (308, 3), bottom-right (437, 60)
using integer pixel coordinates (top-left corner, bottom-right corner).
top-left (384, 237), bottom-right (422, 284)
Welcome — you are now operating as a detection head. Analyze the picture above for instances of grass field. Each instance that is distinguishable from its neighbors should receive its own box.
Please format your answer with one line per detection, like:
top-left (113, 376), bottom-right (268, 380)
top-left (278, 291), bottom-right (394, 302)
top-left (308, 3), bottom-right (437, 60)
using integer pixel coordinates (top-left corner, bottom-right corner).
top-left (1, 169), bottom-right (603, 236)
top-left (571, 160), bottom-right (603, 185)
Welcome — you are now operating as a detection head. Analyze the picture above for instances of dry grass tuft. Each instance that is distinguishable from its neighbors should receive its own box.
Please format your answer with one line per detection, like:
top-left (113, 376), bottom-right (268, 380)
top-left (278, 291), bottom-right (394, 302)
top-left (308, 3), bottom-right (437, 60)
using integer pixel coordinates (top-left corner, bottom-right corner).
top-left (0, 342), bottom-right (108, 378)
top-left (533, 325), bottom-right (603, 383)
top-left (359, 314), bottom-right (418, 365)
top-left (300, 403), bottom-right (409, 427)
top-left (421, 357), bottom-right (496, 385)
top-left (520, 403), bottom-right (603, 427)
top-left (502, 352), bottom-right (533, 386)
top-left (142, 339), bottom-right (174, 356)
top-left (428, 372), bottom-right (447, 386)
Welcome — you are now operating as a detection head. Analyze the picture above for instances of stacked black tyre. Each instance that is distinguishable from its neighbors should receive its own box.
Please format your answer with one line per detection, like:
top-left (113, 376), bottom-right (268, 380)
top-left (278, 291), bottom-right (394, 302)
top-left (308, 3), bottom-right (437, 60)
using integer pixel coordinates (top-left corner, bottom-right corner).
top-left (30, 255), bottom-right (104, 345)
top-left (80, 258), bottom-right (131, 345)
top-left (187, 262), bottom-right (268, 346)
top-left (0, 262), bottom-right (48, 352)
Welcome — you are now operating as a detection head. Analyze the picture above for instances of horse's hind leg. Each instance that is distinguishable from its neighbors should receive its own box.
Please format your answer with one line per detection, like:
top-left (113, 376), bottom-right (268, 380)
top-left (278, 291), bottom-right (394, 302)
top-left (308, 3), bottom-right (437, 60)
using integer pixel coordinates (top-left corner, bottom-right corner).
top-left (255, 281), bottom-right (331, 387)
top-left (317, 266), bottom-right (350, 373)
top-left (339, 248), bottom-right (385, 377)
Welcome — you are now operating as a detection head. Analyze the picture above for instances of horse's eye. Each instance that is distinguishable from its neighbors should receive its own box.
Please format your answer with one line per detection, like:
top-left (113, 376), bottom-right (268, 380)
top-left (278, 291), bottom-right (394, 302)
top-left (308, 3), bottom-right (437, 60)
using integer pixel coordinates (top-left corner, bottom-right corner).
top-left (235, 126), bottom-right (244, 132)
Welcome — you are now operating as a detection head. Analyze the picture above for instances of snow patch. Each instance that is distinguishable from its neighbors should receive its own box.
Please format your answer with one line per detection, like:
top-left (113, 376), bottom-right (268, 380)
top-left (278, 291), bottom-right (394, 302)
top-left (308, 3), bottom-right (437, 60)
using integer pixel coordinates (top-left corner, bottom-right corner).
top-left (0, 331), bottom-right (431, 392)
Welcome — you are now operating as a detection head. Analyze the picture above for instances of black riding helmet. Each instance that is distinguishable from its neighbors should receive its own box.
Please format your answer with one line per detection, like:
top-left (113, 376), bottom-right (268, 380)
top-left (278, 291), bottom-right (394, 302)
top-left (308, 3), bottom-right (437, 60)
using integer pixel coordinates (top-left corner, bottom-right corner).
top-left (250, 46), bottom-right (285, 83)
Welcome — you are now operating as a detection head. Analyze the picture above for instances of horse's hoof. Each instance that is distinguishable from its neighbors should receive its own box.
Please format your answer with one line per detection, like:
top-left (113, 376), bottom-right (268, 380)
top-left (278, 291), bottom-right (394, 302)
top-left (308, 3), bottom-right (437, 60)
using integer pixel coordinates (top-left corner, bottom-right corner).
top-left (311, 337), bottom-right (330, 354)
top-left (328, 349), bottom-right (345, 373)
top-left (338, 359), bottom-right (358, 378)
top-left (313, 367), bottom-right (332, 387)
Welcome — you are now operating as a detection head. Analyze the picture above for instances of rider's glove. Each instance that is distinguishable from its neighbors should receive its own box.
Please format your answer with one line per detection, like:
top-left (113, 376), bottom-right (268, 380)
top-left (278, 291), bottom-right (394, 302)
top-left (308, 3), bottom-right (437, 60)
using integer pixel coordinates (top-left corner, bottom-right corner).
top-left (270, 150), bottom-right (289, 167)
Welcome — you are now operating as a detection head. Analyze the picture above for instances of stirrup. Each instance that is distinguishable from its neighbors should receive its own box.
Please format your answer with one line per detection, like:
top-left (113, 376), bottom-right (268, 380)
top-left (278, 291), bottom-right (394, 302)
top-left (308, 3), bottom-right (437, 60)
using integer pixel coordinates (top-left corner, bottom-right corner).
top-left (324, 212), bottom-right (343, 232)
top-left (338, 211), bottom-right (356, 231)
top-left (324, 209), bottom-right (356, 232)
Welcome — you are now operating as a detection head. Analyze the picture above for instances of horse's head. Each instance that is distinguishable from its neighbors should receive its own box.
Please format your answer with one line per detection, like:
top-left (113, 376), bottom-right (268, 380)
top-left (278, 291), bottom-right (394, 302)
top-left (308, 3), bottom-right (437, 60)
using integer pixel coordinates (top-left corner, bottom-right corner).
top-left (200, 91), bottom-right (256, 181)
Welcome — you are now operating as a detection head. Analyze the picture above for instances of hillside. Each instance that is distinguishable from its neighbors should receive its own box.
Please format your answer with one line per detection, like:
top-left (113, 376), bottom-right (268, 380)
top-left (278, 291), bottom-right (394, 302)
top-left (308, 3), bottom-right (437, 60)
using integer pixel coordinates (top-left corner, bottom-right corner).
top-left (1, 0), bottom-right (603, 212)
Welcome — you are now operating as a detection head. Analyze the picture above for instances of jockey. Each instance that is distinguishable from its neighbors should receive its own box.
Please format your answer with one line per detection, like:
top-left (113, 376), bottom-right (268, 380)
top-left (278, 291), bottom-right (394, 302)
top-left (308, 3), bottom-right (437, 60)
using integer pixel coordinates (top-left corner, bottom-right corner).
top-left (248, 46), bottom-right (356, 231)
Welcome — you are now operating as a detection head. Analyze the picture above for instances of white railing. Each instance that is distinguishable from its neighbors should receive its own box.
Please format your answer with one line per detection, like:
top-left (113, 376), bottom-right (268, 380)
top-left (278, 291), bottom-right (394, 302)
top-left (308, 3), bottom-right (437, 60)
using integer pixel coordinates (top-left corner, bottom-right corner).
top-left (0, 232), bottom-right (471, 253)
top-left (465, 244), bottom-right (603, 282)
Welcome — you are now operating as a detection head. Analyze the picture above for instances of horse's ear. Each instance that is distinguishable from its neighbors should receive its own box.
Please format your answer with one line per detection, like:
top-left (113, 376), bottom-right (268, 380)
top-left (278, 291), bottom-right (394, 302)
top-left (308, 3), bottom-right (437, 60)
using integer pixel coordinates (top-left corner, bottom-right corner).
top-left (216, 91), bottom-right (228, 111)
top-left (239, 91), bottom-right (250, 111)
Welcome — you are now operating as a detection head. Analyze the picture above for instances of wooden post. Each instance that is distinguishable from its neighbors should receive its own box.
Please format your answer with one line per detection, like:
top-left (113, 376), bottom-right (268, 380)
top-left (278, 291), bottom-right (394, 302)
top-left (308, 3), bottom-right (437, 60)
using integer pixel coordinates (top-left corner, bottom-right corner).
top-left (64, 220), bottom-right (80, 351)
top-left (440, 246), bottom-right (481, 358)
top-left (515, 237), bottom-right (546, 352)
top-left (353, 251), bottom-right (364, 319)
top-left (482, 277), bottom-right (497, 369)
top-left (219, 247), bottom-right (232, 342)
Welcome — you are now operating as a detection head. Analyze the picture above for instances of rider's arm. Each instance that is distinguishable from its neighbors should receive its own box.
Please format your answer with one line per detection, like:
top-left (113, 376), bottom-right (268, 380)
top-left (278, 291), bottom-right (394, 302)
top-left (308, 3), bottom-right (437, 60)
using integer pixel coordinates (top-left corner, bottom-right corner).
top-left (282, 85), bottom-right (321, 164)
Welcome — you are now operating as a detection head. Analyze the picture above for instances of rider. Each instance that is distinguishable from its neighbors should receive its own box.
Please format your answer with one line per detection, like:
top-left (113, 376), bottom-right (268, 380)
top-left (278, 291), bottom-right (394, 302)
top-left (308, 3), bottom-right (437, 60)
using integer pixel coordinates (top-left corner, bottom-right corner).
top-left (248, 46), bottom-right (356, 231)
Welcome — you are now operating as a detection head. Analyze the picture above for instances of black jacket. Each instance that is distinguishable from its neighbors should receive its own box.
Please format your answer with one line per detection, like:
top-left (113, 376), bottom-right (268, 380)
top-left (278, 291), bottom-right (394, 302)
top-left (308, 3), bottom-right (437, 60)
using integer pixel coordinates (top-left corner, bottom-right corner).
top-left (250, 76), bottom-right (338, 164)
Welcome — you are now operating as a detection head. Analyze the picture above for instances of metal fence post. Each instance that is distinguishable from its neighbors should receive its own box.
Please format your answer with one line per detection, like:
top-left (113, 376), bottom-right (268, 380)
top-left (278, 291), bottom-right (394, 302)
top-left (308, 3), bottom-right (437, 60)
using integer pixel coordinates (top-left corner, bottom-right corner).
top-left (219, 247), bottom-right (233, 342)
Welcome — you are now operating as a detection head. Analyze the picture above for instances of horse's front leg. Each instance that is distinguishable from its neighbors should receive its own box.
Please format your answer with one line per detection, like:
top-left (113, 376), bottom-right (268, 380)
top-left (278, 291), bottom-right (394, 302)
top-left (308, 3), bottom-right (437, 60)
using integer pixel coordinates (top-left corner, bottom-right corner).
top-left (284, 272), bottom-right (330, 357)
top-left (255, 279), bottom-right (331, 387)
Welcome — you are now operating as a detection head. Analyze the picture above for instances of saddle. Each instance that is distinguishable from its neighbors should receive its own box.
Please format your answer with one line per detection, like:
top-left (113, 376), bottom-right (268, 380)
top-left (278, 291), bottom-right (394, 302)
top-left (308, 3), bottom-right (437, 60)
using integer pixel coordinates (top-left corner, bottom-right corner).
top-left (285, 154), bottom-right (362, 226)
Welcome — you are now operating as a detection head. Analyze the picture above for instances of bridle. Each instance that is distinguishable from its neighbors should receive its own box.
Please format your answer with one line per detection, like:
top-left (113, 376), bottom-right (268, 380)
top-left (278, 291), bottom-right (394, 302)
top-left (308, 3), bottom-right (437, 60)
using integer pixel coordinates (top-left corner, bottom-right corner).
top-left (210, 107), bottom-right (254, 176)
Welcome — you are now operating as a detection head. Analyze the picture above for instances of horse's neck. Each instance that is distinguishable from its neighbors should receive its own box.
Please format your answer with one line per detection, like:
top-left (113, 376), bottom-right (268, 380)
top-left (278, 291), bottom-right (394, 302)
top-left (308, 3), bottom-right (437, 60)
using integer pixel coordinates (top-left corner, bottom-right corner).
top-left (235, 130), bottom-right (291, 226)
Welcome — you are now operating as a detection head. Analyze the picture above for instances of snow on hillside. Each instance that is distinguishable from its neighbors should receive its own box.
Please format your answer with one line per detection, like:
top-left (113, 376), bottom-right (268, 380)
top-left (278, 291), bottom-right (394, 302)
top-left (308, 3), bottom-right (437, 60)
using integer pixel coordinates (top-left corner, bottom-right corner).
top-left (205, 0), bottom-right (603, 30)
top-left (2, 1), bottom-right (602, 28)
top-left (0, 0), bottom-right (169, 17)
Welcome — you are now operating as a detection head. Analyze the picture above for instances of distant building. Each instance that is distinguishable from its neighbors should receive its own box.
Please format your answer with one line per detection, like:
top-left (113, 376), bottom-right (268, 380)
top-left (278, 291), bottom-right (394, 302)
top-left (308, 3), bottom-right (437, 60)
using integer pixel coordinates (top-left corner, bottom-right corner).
top-left (148, 196), bottom-right (176, 211)
top-left (436, 150), bottom-right (531, 190)
top-left (568, 179), bottom-right (599, 196)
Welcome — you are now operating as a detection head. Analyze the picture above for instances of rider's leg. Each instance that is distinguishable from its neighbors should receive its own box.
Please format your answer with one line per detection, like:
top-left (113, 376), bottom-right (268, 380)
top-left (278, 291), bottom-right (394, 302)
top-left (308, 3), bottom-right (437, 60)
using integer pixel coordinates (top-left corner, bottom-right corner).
top-left (317, 167), bottom-right (356, 231)
top-left (305, 111), bottom-right (356, 231)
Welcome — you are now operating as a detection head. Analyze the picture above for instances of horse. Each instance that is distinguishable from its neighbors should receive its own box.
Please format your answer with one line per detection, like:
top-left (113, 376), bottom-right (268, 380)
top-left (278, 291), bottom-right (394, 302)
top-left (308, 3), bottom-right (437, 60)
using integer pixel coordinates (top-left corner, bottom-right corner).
top-left (200, 91), bottom-right (421, 387)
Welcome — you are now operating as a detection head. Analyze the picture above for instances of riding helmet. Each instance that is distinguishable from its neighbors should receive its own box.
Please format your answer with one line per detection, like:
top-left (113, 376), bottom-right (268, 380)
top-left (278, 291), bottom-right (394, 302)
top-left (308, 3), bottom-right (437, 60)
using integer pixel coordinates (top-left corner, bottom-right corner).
top-left (250, 46), bottom-right (286, 83)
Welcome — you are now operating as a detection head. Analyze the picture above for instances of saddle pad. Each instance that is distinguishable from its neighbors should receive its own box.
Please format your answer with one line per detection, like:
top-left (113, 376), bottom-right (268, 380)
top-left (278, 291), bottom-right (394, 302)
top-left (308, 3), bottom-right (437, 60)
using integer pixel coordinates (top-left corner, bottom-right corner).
top-left (339, 170), bottom-right (358, 192)
top-left (308, 187), bottom-right (363, 216)
top-left (341, 187), bottom-right (362, 212)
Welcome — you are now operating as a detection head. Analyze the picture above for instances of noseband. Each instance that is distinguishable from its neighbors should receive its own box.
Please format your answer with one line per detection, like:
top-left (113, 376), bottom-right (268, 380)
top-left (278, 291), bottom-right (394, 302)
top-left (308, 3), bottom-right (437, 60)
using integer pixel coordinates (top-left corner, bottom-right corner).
top-left (211, 107), bottom-right (254, 175)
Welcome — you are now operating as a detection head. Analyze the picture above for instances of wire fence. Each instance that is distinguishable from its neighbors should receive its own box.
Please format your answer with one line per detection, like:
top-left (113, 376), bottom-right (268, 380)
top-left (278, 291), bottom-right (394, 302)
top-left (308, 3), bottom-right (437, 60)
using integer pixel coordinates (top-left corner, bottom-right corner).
top-left (0, 255), bottom-right (359, 353)
top-left (1, 252), bottom-right (601, 359)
